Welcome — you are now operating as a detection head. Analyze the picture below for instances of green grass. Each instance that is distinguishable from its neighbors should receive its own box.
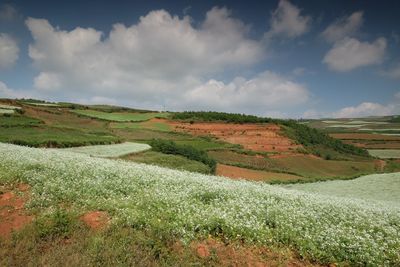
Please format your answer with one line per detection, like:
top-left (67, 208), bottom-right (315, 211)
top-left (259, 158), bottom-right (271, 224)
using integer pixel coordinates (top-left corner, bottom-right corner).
top-left (0, 126), bottom-right (120, 147)
top-left (111, 121), bottom-right (172, 132)
top-left (208, 150), bottom-right (279, 170)
top-left (272, 155), bottom-right (376, 180)
top-left (0, 114), bottom-right (43, 127)
top-left (123, 151), bottom-right (212, 174)
top-left (175, 139), bottom-right (235, 151)
top-left (72, 109), bottom-right (169, 122)
top-left (284, 173), bottom-right (400, 203)
top-left (368, 149), bottom-right (400, 159)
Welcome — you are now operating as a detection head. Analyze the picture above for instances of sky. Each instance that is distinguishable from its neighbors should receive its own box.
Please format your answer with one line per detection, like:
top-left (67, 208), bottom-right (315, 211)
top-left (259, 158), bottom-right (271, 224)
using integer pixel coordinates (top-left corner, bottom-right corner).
top-left (0, 0), bottom-right (400, 118)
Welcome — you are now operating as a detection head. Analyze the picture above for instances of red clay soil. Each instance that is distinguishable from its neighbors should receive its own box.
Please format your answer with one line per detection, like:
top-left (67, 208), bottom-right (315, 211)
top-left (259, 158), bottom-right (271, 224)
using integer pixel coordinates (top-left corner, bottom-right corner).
top-left (169, 121), bottom-right (302, 153)
top-left (80, 211), bottom-right (110, 230)
top-left (216, 164), bottom-right (301, 181)
top-left (191, 238), bottom-right (320, 267)
top-left (0, 184), bottom-right (33, 238)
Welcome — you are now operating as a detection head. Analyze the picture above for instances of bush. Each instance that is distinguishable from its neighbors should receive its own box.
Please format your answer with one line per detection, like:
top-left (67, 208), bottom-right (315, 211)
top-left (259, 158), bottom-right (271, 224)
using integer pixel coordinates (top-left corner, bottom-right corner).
top-left (149, 139), bottom-right (217, 173)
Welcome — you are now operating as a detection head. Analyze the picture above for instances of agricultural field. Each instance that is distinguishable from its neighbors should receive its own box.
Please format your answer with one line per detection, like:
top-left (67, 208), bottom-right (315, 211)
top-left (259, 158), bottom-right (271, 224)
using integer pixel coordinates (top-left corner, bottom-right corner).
top-left (72, 109), bottom-right (169, 122)
top-left (284, 172), bottom-right (400, 203)
top-left (0, 143), bottom-right (399, 266)
top-left (61, 142), bottom-right (151, 158)
top-left (368, 149), bottom-right (400, 159)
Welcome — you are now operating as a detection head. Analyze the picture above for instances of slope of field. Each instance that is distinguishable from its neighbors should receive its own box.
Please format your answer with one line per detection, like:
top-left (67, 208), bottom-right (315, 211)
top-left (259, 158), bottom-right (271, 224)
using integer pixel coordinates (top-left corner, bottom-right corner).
top-left (170, 121), bottom-right (301, 153)
top-left (216, 164), bottom-right (301, 182)
top-left (284, 173), bottom-right (400, 203)
top-left (368, 149), bottom-right (400, 159)
top-left (0, 143), bottom-right (399, 266)
top-left (72, 109), bottom-right (169, 122)
top-left (61, 142), bottom-right (151, 158)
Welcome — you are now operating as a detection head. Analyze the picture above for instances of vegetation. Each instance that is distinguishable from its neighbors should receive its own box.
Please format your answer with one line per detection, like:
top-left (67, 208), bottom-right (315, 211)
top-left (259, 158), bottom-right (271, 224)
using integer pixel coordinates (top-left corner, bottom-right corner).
top-left (0, 143), bottom-right (398, 266)
top-left (123, 151), bottom-right (212, 174)
top-left (284, 172), bottom-right (400, 203)
top-left (150, 139), bottom-right (217, 173)
top-left (61, 142), bottom-right (151, 158)
top-left (0, 126), bottom-right (120, 148)
top-left (72, 109), bottom-right (169, 122)
top-left (171, 111), bottom-right (369, 157)
top-left (0, 114), bottom-right (42, 127)
top-left (368, 149), bottom-right (400, 159)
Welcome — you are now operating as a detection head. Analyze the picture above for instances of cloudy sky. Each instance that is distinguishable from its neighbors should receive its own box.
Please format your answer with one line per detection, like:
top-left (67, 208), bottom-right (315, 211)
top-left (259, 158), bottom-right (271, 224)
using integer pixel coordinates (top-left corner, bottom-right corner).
top-left (0, 0), bottom-right (400, 118)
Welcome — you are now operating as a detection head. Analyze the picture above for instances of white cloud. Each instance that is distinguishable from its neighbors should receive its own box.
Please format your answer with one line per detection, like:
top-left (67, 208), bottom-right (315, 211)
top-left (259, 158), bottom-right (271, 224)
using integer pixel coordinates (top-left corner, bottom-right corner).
top-left (323, 37), bottom-right (386, 72)
top-left (266, 0), bottom-right (311, 38)
top-left (34, 72), bottom-right (62, 90)
top-left (0, 33), bottom-right (19, 68)
top-left (26, 8), bottom-right (266, 105)
top-left (333, 102), bottom-right (397, 118)
top-left (180, 71), bottom-right (309, 114)
top-left (321, 11), bottom-right (363, 43)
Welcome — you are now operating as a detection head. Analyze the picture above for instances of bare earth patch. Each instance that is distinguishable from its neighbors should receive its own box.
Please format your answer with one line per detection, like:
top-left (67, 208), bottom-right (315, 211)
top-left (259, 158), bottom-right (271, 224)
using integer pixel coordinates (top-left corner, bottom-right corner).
top-left (169, 121), bottom-right (302, 154)
top-left (81, 211), bottom-right (110, 230)
top-left (216, 164), bottom-right (301, 182)
top-left (0, 184), bottom-right (33, 238)
top-left (191, 238), bottom-right (320, 266)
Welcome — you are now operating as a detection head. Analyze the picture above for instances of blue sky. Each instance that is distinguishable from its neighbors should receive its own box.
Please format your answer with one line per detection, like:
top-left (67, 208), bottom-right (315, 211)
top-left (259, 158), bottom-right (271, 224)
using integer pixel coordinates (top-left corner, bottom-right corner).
top-left (0, 0), bottom-right (399, 118)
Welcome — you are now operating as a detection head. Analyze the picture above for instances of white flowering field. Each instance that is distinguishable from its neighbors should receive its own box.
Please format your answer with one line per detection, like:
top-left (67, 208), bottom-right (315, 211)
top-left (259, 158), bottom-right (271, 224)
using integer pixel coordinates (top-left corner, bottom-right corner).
top-left (0, 108), bottom-right (15, 114)
top-left (0, 104), bottom-right (21, 110)
top-left (284, 173), bottom-right (400, 204)
top-left (60, 142), bottom-right (151, 157)
top-left (0, 143), bottom-right (399, 266)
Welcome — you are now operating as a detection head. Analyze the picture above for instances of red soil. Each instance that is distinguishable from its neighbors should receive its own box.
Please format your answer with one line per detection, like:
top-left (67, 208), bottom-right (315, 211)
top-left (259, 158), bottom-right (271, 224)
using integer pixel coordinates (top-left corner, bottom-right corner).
top-left (81, 211), bottom-right (110, 230)
top-left (0, 184), bottom-right (33, 238)
top-left (169, 121), bottom-right (301, 153)
top-left (191, 238), bottom-right (319, 266)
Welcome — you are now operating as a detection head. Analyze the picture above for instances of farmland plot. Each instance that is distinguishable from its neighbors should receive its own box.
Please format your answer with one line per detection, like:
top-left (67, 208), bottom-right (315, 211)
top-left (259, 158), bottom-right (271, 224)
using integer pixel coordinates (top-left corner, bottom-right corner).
top-left (284, 172), bottom-right (400, 203)
top-left (0, 143), bottom-right (399, 266)
top-left (72, 109), bottom-right (169, 122)
top-left (61, 142), bottom-right (151, 157)
top-left (368, 149), bottom-right (400, 159)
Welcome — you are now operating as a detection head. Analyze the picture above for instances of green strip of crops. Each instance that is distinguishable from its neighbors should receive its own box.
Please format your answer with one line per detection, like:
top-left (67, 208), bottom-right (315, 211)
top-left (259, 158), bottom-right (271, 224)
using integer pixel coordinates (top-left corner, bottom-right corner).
top-left (0, 143), bottom-right (399, 266)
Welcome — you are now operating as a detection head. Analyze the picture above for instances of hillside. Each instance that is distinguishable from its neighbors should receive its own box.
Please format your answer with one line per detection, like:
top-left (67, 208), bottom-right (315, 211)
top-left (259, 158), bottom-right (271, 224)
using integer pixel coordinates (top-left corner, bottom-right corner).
top-left (0, 99), bottom-right (393, 182)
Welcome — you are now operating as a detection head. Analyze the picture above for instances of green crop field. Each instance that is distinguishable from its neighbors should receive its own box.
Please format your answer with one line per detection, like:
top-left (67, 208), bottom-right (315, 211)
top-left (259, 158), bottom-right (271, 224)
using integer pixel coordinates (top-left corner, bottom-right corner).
top-left (72, 109), bottom-right (169, 122)
top-left (60, 142), bottom-right (151, 158)
top-left (368, 149), bottom-right (400, 159)
top-left (0, 143), bottom-right (399, 266)
top-left (0, 114), bottom-right (43, 127)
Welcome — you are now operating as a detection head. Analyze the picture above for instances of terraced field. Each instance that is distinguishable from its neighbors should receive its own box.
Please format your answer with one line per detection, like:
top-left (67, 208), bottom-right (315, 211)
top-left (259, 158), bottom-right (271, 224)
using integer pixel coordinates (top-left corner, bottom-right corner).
top-left (72, 109), bottom-right (169, 122)
top-left (0, 143), bottom-right (399, 266)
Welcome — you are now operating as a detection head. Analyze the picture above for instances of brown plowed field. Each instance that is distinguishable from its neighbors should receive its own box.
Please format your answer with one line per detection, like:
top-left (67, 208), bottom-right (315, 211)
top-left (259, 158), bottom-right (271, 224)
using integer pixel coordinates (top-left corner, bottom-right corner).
top-left (169, 122), bottom-right (301, 153)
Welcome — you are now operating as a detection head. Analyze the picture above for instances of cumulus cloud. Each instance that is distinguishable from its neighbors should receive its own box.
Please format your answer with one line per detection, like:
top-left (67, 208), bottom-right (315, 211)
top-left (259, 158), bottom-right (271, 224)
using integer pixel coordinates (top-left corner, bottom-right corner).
top-left (0, 33), bottom-right (19, 68)
top-left (180, 71), bottom-right (309, 114)
top-left (323, 37), bottom-right (386, 72)
top-left (333, 102), bottom-right (397, 118)
top-left (26, 8), bottom-right (265, 99)
top-left (321, 11), bottom-right (363, 43)
top-left (266, 0), bottom-right (311, 38)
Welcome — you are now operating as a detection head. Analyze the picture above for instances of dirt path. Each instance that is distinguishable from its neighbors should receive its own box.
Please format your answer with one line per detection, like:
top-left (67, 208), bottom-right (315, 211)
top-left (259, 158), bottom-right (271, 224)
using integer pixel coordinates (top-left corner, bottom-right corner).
top-left (0, 184), bottom-right (33, 238)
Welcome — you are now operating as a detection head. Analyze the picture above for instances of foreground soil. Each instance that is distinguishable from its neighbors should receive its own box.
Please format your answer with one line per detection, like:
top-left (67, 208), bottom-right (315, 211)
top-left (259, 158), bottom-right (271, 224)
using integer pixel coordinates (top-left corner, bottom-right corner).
top-left (216, 164), bottom-right (301, 182)
top-left (169, 121), bottom-right (302, 154)
top-left (0, 184), bottom-right (32, 238)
